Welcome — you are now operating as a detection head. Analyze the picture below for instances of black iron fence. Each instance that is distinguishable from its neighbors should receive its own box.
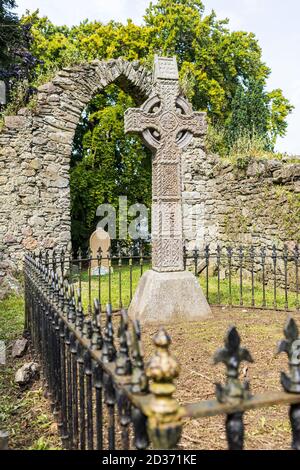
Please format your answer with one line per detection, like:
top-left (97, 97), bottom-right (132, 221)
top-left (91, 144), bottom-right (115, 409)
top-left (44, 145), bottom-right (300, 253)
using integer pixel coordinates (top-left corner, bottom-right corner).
top-left (185, 244), bottom-right (300, 311)
top-left (24, 252), bottom-right (300, 450)
top-left (45, 243), bottom-right (300, 313)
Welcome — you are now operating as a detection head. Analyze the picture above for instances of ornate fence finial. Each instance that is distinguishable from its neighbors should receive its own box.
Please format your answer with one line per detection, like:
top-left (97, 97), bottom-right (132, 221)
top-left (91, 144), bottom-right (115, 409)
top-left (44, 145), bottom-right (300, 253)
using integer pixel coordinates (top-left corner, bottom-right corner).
top-left (278, 317), bottom-right (300, 450)
top-left (68, 284), bottom-right (76, 323)
top-left (131, 320), bottom-right (148, 394)
top-left (214, 326), bottom-right (253, 404)
top-left (277, 317), bottom-right (300, 393)
top-left (102, 304), bottom-right (116, 363)
top-left (116, 309), bottom-right (132, 376)
top-left (82, 318), bottom-right (93, 340)
top-left (58, 275), bottom-right (65, 309)
top-left (75, 288), bottom-right (84, 331)
top-left (91, 299), bottom-right (102, 350)
top-left (91, 322), bottom-right (102, 351)
top-left (214, 327), bottom-right (253, 450)
top-left (63, 279), bottom-right (69, 317)
top-left (145, 328), bottom-right (182, 450)
top-left (193, 246), bottom-right (199, 276)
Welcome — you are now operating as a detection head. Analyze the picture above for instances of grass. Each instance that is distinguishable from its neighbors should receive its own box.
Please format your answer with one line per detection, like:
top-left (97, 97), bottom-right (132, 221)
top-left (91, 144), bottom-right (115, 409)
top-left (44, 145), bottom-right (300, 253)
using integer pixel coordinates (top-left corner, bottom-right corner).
top-left (0, 295), bottom-right (61, 450)
top-left (73, 264), bottom-right (299, 312)
top-left (0, 296), bottom-right (25, 342)
top-left (74, 262), bottom-right (151, 310)
top-left (200, 276), bottom-right (299, 310)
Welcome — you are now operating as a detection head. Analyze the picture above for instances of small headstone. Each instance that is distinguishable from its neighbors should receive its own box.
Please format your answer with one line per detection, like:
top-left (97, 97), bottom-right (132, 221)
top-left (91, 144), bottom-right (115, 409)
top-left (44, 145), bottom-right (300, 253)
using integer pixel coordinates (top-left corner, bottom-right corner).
top-left (15, 362), bottom-right (40, 386)
top-left (89, 228), bottom-right (111, 276)
top-left (12, 338), bottom-right (28, 359)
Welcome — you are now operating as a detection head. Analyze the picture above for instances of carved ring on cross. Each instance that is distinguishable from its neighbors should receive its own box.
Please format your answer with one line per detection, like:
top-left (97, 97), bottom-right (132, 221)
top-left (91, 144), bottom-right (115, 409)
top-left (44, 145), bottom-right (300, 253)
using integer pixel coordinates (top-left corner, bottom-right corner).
top-left (141, 95), bottom-right (194, 151)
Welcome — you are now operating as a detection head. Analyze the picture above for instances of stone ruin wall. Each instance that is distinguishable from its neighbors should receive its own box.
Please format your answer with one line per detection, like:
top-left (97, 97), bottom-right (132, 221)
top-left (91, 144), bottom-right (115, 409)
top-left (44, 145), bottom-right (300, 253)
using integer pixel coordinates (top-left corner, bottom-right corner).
top-left (182, 139), bottom-right (300, 285)
top-left (182, 138), bottom-right (300, 254)
top-left (0, 58), bottom-right (299, 296)
top-left (0, 59), bottom-right (152, 297)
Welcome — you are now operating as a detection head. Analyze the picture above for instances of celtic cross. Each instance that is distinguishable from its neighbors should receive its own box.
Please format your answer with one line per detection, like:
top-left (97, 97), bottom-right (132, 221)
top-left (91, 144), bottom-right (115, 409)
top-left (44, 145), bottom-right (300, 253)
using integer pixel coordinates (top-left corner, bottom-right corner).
top-left (125, 56), bottom-right (206, 272)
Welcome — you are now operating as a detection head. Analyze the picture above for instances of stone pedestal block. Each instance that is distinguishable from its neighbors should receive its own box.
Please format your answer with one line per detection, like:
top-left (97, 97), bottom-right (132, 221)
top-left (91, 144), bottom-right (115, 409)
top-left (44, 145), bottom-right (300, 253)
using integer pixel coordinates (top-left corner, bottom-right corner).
top-left (128, 270), bottom-right (212, 324)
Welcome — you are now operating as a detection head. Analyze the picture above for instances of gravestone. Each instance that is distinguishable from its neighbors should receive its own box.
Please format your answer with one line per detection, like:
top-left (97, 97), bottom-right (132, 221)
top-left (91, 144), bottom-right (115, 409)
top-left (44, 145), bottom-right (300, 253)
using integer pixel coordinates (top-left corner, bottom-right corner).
top-left (89, 228), bottom-right (111, 276)
top-left (125, 56), bottom-right (212, 323)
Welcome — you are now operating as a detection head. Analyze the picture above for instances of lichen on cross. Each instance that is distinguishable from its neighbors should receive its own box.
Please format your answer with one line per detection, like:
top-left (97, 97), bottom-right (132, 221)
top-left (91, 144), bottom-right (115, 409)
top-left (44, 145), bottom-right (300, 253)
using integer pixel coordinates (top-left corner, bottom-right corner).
top-left (125, 56), bottom-right (207, 272)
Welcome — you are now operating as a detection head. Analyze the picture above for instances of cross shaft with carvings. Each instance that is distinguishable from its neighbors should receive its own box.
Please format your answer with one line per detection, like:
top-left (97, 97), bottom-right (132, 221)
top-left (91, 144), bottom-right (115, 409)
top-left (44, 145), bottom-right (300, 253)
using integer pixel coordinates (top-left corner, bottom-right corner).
top-left (125, 57), bottom-right (206, 272)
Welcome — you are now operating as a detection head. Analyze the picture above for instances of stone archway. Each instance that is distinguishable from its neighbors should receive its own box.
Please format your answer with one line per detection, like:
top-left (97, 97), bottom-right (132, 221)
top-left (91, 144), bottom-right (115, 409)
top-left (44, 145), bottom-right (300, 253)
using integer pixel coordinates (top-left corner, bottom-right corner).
top-left (0, 59), bottom-right (153, 272)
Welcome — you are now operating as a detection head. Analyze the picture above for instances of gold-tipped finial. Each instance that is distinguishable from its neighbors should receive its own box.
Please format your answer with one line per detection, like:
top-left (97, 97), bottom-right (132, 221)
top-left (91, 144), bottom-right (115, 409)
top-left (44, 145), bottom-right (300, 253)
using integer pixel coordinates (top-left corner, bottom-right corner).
top-left (147, 329), bottom-right (179, 390)
top-left (145, 328), bottom-right (182, 449)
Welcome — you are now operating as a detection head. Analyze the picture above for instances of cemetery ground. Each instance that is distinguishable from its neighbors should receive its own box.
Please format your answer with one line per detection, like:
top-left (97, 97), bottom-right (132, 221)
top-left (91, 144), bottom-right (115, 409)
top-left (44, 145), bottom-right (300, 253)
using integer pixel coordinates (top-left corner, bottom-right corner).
top-left (0, 296), bottom-right (61, 450)
top-left (0, 287), bottom-right (295, 450)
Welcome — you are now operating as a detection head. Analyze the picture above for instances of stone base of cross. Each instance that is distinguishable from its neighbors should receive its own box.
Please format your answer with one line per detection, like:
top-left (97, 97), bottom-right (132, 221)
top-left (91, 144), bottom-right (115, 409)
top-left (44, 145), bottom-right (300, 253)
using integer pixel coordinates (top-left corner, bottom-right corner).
top-left (125, 56), bottom-right (211, 323)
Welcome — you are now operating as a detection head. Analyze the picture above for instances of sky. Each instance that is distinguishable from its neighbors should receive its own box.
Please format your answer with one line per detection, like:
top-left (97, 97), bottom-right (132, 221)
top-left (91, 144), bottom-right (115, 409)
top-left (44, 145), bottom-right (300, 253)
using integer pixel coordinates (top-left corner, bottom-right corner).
top-left (15, 0), bottom-right (300, 155)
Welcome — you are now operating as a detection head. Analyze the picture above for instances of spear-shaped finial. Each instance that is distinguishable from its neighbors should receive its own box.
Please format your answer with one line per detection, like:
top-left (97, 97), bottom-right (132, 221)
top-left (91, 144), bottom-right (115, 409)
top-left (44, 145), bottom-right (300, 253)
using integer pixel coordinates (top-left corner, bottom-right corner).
top-left (131, 320), bottom-right (148, 394)
top-left (116, 309), bottom-right (132, 376)
top-left (102, 304), bottom-right (116, 363)
top-left (68, 284), bottom-right (76, 323)
top-left (214, 326), bottom-right (253, 403)
top-left (75, 288), bottom-right (84, 331)
top-left (277, 317), bottom-right (300, 393)
top-left (91, 299), bottom-right (103, 350)
top-left (82, 318), bottom-right (93, 340)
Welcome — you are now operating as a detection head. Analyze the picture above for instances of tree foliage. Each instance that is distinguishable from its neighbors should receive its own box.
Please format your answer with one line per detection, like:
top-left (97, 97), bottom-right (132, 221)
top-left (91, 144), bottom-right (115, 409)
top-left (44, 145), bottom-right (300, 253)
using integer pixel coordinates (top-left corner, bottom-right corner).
top-left (225, 79), bottom-right (293, 150)
top-left (0, 1), bottom-right (40, 108)
top-left (0, 0), bottom-right (19, 69)
top-left (3, 0), bottom-right (294, 245)
top-left (70, 86), bottom-right (152, 250)
top-left (23, 1), bottom-right (292, 139)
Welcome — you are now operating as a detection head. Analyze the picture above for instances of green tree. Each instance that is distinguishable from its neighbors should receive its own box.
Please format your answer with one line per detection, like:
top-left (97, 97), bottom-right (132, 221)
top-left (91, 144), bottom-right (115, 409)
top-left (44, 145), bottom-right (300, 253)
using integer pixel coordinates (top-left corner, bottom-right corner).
top-left (226, 79), bottom-right (271, 147)
top-left (144, 0), bottom-right (270, 120)
top-left (226, 79), bottom-right (293, 150)
top-left (23, 1), bottom-right (292, 142)
top-left (268, 88), bottom-right (293, 144)
top-left (10, 1), bottom-right (294, 246)
top-left (70, 85), bottom-right (151, 250)
top-left (0, 0), bottom-right (19, 69)
top-left (0, 2), bottom-right (40, 109)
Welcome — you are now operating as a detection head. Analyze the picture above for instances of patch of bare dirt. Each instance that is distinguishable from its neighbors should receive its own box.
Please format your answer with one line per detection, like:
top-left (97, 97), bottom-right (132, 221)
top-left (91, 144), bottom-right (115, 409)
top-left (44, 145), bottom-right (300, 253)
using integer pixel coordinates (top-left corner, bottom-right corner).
top-left (142, 307), bottom-right (295, 450)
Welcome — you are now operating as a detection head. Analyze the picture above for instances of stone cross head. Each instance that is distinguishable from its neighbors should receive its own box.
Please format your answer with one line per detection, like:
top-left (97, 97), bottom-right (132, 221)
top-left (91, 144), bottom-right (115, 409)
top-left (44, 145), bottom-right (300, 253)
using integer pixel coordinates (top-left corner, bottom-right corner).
top-left (124, 56), bottom-right (206, 154)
